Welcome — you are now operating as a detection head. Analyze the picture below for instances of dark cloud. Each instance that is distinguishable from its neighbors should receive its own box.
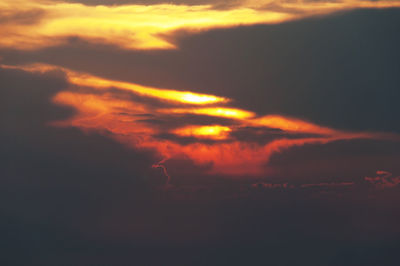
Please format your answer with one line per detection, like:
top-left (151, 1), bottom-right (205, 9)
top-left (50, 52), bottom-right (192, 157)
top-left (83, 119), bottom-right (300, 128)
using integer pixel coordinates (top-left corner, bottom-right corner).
top-left (0, 66), bottom-right (167, 263)
top-left (230, 126), bottom-right (323, 144)
top-left (136, 113), bottom-right (240, 129)
top-left (267, 138), bottom-right (400, 184)
top-left (2, 65), bottom-right (400, 266)
top-left (0, 66), bottom-right (175, 193)
top-left (153, 127), bottom-right (295, 146)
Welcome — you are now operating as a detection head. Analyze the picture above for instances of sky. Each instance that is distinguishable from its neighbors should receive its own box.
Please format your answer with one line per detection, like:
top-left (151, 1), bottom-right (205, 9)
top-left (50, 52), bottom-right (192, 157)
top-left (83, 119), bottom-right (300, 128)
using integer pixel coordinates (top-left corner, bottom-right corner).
top-left (1, 0), bottom-right (400, 265)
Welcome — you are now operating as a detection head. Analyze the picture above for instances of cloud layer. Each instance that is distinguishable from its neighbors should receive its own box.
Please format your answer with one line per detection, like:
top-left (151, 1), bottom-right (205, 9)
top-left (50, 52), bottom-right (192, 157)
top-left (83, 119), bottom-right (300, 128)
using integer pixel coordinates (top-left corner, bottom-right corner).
top-left (1, 0), bottom-right (399, 50)
top-left (5, 63), bottom-right (397, 181)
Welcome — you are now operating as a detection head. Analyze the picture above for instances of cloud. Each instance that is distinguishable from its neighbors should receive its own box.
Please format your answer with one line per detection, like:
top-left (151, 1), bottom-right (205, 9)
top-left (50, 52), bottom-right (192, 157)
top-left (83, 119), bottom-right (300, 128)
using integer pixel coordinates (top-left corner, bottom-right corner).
top-left (365, 170), bottom-right (400, 189)
top-left (61, 0), bottom-right (241, 8)
top-left (251, 182), bottom-right (289, 189)
top-left (0, 0), bottom-right (293, 50)
top-left (2, 9), bottom-right (400, 184)
top-left (300, 182), bottom-right (354, 188)
top-left (5, 62), bottom-right (395, 179)
top-left (0, 65), bottom-right (166, 232)
top-left (1, 66), bottom-right (399, 264)
top-left (2, 8), bottom-right (399, 135)
top-left (59, 0), bottom-right (400, 10)
top-left (0, 0), bottom-right (399, 51)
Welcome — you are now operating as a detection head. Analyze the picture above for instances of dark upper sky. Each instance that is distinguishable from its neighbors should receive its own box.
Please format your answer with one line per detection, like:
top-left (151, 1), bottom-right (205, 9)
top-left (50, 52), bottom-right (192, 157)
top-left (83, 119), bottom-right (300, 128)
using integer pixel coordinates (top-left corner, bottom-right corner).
top-left (1, 0), bottom-right (400, 265)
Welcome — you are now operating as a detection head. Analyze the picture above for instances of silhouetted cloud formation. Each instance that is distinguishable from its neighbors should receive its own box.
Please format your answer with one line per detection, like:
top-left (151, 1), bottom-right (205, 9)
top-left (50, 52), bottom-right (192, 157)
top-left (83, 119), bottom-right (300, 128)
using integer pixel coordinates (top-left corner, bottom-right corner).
top-left (2, 66), bottom-right (400, 266)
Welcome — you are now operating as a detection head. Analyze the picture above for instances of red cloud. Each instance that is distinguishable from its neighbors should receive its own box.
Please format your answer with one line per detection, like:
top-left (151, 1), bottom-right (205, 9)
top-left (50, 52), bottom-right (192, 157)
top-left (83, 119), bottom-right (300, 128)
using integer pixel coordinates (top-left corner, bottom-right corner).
top-left (365, 171), bottom-right (400, 189)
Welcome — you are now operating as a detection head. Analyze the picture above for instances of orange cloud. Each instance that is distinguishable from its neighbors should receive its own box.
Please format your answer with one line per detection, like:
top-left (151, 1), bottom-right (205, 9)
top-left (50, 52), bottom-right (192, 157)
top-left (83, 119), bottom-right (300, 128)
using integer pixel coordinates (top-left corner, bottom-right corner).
top-left (251, 115), bottom-right (335, 134)
top-left (3, 63), bottom-right (396, 181)
top-left (1, 0), bottom-right (399, 51)
top-left (0, 0), bottom-right (292, 50)
top-left (172, 125), bottom-right (232, 140)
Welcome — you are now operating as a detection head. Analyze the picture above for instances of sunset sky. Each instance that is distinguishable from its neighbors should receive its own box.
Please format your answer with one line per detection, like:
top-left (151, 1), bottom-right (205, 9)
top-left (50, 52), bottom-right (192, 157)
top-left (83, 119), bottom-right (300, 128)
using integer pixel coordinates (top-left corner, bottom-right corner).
top-left (1, 0), bottom-right (400, 265)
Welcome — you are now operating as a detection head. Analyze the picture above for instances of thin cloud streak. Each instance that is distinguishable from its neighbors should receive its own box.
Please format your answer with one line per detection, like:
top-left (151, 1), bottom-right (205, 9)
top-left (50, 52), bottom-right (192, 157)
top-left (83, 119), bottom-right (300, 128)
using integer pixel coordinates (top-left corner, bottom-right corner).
top-left (365, 170), bottom-right (400, 189)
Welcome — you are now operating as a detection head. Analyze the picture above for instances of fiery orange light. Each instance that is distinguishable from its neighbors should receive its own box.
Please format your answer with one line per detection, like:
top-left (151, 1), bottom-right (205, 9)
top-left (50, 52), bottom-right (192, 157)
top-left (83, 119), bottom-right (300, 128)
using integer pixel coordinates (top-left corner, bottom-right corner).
top-left (4, 63), bottom-right (391, 179)
top-left (51, 90), bottom-right (381, 177)
top-left (51, 91), bottom-right (156, 136)
top-left (173, 125), bottom-right (232, 140)
top-left (163, 107), bottom-right (255, 119)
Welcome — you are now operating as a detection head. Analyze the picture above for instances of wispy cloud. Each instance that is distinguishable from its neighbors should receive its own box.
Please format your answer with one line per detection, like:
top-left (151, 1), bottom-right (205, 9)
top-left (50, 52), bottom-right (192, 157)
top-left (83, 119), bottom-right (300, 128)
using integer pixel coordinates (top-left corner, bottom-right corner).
top-left (365, 170), bottom-right (400, 189)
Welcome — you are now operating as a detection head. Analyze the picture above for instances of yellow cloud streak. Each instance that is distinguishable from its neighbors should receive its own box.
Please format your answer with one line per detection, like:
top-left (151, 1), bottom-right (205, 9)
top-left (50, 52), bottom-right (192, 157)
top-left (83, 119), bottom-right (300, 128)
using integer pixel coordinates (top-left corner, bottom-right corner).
top-left (0, 0), bottom-right (292, 50)
top-left (163, 107), bottom-right (255, 119)
top-left (68, 74), bottom-right (228, 105)
top-left (1, 63), bottom-right (227, 105)
top-left (173, 125), bottom-right (232, 140)
top-left (1, 0), bottom-right (399, 51)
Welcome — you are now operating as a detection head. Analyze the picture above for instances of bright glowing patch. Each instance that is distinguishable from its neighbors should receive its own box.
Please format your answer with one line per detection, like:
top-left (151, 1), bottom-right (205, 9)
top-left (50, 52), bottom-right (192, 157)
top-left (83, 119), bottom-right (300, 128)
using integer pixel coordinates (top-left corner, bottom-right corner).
top-left (68, 73), bottom-right (228, 105)
top-left (1, 0), bottom-right (399, 51)
top-left (173, 125), bottom-right (232, 140)
top-left (0, 1), bottom-right (292, 50)
top-left (3, 63), bottom-right (228, 105)
top-left (164, 107), bottom-right (255, 119)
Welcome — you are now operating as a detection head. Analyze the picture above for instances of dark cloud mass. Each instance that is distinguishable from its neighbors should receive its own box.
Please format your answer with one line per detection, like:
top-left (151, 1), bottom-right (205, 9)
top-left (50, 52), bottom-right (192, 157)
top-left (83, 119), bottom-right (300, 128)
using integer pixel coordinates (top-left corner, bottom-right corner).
top-left (0, 67), bottom-right (162, 264)
top-left (268, 138), bottom-right (400, 184)
top-left (1, 66), bottom-right (400, 265)
top-left (2, 7), bottom-right (400, 266)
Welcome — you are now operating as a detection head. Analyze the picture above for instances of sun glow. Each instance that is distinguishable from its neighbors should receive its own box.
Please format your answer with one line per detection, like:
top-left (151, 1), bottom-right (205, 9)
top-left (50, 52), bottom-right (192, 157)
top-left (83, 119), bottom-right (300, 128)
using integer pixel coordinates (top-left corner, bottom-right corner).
top-left (163, 107), bottom-right (255, 119)
top-left (173, 125), bottom-right (232, 140)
